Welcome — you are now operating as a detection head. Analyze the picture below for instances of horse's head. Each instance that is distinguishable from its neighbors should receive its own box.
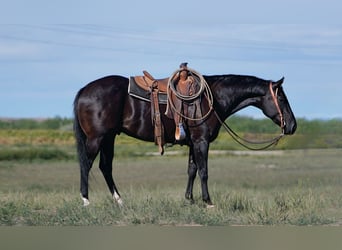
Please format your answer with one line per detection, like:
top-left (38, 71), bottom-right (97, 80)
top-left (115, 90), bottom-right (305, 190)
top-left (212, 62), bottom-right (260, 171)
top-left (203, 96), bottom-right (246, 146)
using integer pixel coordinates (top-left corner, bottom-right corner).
top-left (259, 78), bottom-right (297, 135)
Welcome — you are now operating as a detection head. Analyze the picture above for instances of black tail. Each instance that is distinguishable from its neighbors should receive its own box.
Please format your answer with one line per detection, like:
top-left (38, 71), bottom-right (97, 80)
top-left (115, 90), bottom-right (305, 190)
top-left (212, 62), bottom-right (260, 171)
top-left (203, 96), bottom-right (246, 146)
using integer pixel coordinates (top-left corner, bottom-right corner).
top-left (73, 89), bottom-right (89, 170)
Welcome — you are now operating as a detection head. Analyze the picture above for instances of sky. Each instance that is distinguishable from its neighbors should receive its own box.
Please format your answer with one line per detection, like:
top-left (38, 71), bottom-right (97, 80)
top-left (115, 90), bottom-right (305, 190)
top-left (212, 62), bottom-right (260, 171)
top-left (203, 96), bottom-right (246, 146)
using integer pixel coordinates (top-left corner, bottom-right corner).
top-left (0, 0), bottom-right (341, 119)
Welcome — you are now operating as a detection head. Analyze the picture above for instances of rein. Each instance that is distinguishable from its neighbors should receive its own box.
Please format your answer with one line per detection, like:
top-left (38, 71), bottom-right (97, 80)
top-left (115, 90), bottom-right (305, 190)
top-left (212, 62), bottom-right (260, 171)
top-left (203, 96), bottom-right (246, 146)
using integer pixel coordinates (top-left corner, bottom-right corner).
top-left (213, 82), bottom-right (285, 151)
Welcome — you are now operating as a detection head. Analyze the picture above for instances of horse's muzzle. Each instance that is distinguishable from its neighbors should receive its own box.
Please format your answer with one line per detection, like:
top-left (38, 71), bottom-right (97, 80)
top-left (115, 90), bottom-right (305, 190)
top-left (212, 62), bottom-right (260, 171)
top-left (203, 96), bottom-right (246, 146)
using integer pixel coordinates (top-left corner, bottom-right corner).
top-left (284, 120), bottom-right (297, 135)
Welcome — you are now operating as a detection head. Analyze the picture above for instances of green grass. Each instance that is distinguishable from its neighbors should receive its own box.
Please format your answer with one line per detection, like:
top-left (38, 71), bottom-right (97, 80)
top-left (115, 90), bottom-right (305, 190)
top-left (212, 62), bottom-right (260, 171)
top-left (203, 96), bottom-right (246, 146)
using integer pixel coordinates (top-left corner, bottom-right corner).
top-left (0, 149), bottom-right (341, 226)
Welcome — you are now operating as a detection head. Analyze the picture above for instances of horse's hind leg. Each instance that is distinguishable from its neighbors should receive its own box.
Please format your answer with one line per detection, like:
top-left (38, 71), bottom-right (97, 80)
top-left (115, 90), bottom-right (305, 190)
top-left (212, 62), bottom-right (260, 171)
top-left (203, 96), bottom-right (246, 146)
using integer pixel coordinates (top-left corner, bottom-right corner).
top-left (80, 137), bottom-right (102, 206)
top-left (99, 133), bottom-right (123, 205)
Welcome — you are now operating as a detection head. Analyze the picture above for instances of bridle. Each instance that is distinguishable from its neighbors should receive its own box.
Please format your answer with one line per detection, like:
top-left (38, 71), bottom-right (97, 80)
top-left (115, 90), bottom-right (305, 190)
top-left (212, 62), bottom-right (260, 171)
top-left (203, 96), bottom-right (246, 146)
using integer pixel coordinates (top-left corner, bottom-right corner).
top-left (214, 82), bottom-right (285, 150)
top-left (269, 82), bottom-right (286, 134)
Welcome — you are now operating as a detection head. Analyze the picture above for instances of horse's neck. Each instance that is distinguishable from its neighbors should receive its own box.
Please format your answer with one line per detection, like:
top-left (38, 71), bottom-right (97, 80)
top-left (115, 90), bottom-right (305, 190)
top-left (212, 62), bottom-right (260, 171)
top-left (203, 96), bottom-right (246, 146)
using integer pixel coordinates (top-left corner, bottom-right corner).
top-left (210, 77), bottom-right (265, 117)
top-left (230, 96), bottom-right (260, 114)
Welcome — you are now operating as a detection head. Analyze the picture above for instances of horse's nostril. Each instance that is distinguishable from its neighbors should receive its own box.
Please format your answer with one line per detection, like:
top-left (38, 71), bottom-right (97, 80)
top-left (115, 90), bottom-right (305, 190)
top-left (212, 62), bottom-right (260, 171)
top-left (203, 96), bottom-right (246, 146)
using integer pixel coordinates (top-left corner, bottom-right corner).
top-left (286, 121), bottom-right (297, 134)
top-left (291, 122), bottom-right (297, 134)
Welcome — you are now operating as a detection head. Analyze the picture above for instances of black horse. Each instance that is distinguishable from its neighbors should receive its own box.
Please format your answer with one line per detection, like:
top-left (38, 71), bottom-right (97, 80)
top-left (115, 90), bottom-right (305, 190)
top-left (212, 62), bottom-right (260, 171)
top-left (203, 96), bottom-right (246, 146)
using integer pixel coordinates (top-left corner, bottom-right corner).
top-left (73, 74), bottom-right (297, 206)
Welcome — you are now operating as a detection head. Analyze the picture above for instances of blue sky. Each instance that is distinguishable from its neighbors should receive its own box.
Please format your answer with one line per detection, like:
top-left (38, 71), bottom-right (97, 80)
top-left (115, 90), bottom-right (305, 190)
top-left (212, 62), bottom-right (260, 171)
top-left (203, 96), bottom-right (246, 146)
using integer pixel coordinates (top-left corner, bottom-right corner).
top-left (0, 0), bottom-right (341, 119)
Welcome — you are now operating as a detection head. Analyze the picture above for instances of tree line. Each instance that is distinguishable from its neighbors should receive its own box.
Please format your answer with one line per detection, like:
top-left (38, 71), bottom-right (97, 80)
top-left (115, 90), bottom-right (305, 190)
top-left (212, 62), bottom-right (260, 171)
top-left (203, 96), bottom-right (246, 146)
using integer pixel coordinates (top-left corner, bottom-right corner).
top-left (0, 116), bottom-right (72, 130)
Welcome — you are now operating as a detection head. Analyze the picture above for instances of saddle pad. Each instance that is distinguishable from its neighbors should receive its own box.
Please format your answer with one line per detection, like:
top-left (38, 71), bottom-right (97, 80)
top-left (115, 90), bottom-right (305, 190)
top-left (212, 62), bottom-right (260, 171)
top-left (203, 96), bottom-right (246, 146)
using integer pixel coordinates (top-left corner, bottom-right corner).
top-left (128, 77), bottom-right (168, 104)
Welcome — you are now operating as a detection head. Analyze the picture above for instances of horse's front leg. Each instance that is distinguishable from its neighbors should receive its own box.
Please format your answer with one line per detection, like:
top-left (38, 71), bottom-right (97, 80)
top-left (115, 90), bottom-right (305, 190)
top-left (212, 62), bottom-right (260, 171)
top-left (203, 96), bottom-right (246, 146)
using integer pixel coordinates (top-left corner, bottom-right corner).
top-left (193, 139), bottom-right (213, 206)
top-left (185, 146), bottom-right (197, 203)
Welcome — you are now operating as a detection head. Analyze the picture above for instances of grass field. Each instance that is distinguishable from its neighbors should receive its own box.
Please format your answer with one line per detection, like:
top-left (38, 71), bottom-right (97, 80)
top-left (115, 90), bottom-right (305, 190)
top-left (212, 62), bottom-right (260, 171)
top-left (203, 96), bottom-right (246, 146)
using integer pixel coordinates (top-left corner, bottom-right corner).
top-left (1, 148), bottom-right (341, 226)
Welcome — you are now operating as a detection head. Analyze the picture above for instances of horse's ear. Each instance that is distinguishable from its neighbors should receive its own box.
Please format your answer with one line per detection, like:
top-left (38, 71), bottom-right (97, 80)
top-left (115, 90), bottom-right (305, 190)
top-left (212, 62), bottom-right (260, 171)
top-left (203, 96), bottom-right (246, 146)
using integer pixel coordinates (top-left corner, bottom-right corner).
top-left (274, 77), bottom-right (284, 88)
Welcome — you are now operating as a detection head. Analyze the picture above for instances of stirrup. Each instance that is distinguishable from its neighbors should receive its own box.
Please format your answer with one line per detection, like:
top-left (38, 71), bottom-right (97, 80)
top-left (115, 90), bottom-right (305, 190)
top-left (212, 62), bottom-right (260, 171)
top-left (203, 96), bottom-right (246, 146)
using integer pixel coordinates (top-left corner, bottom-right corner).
top-left (175, 123), bottom-right (186, 140)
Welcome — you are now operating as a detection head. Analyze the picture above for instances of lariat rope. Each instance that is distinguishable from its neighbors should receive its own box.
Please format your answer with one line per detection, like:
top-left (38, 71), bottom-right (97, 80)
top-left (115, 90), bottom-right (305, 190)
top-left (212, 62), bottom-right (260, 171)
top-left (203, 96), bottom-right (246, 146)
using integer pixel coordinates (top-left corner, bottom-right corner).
top-left (166, 68), bottom-right (214, 121)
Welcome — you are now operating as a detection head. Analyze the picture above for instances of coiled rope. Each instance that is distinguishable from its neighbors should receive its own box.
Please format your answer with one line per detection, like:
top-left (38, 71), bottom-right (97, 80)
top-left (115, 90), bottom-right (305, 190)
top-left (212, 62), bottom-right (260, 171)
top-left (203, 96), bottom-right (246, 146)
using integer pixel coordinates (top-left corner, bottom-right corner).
top-left (166, 67), bottom-right (214, 121)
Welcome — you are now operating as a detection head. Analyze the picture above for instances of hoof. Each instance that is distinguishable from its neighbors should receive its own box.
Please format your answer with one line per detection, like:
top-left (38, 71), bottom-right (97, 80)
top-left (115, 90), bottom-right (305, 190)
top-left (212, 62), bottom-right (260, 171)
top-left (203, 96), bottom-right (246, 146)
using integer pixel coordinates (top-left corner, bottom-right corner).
top-left (82, 197), bottom-right (90, 206)
top-left (113, 192), bottom-right (123, 206)
top-left (183, 198), bottom-right (194, 206)
top-left (206, 204), bottom-right (215, 209)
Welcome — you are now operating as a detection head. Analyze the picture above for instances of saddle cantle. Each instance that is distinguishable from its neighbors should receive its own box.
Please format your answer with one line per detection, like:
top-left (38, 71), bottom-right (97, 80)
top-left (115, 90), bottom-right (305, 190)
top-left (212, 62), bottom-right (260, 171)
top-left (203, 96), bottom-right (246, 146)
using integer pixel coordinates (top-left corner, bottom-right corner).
top-left (135, 71), bottom-right (169, 93)
top-left (128, 71), bottom-right (169, 104)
